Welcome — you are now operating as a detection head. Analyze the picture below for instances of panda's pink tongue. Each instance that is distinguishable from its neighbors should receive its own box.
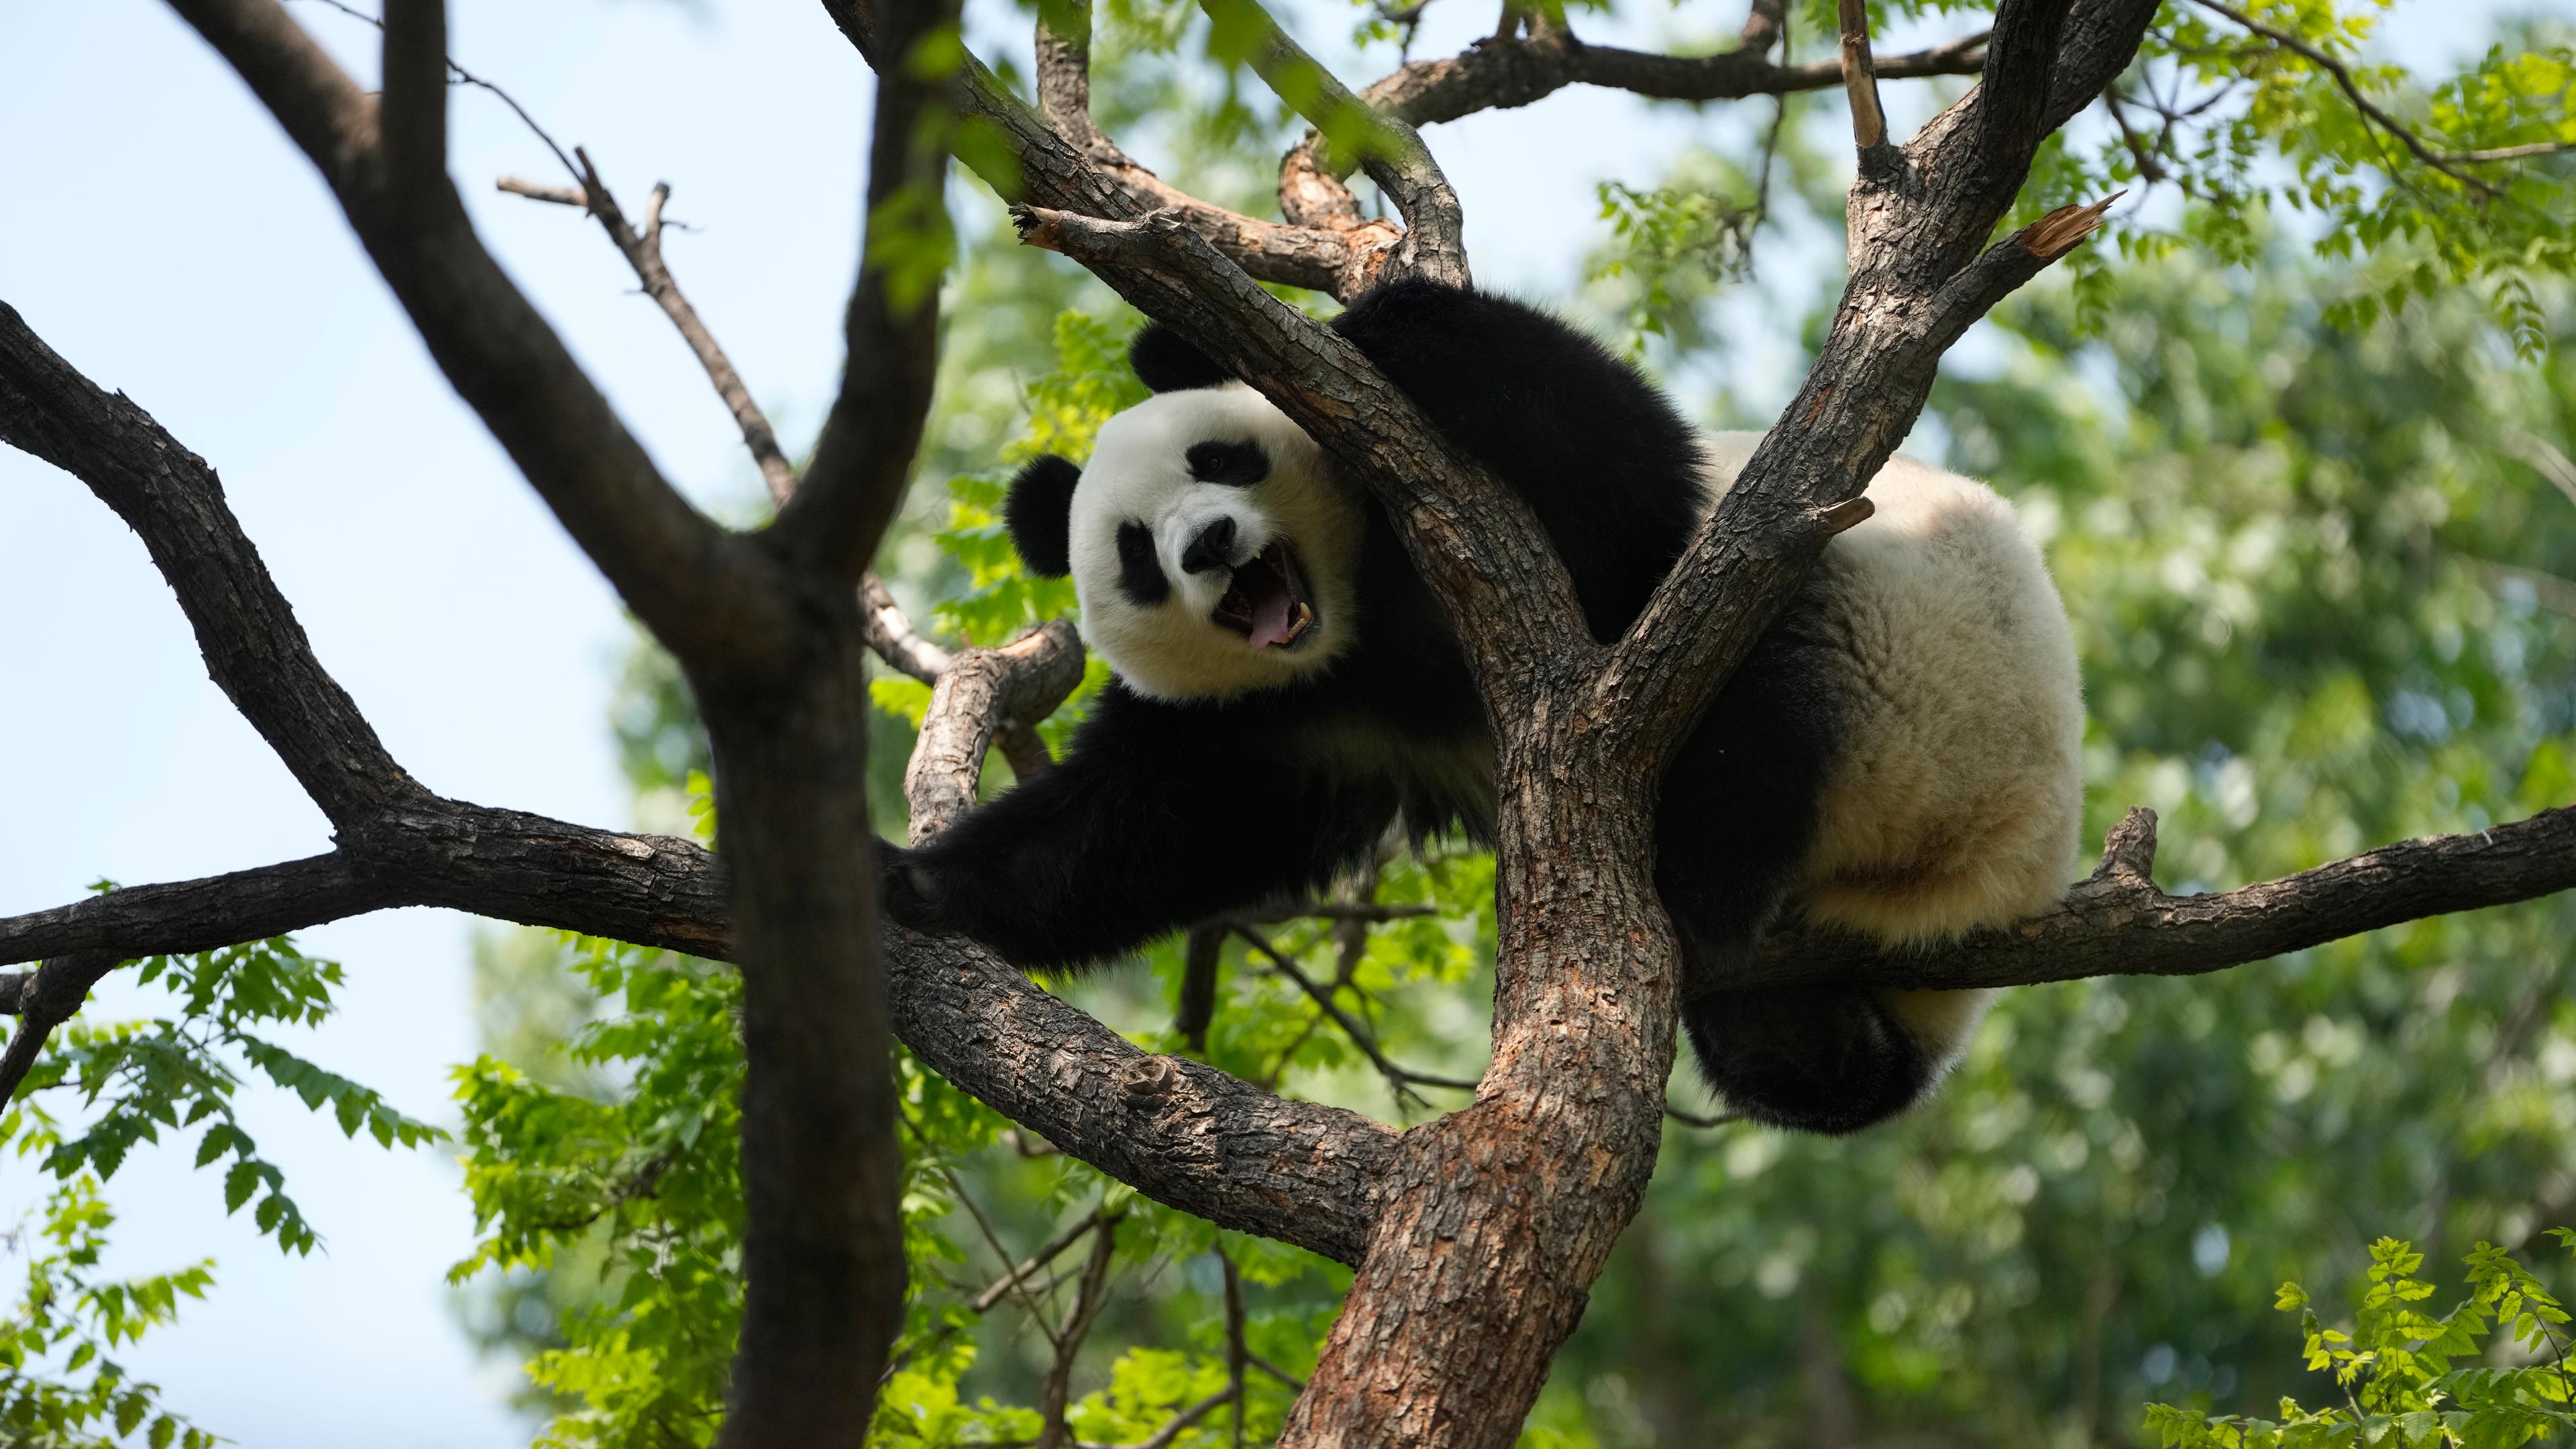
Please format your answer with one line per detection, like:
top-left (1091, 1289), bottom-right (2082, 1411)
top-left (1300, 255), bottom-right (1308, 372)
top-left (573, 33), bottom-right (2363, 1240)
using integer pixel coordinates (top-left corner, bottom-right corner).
top-left (1247, 588), bottom-right (1297, 647)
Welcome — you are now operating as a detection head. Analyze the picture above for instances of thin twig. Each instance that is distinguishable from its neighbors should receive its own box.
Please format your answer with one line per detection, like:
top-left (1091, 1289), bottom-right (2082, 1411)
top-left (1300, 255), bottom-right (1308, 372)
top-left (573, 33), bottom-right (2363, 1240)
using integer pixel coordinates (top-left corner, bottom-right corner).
top-left (1091, 1387), bottom-right (1232, 1449)
top-left (1201, 900), bottom-right (1436, 931)
top-left (528, 1138), bottom-right (690, 1234)
top-left (2188, 0), bottom-right (2562, 191)
top-left (1036, 1214), bottom-right (1121, 1449)
top-left (1244, 1348), bottom-right (1307, 1394)
top-left (1220, 1246), bottom-right (1249, 1448)
top-left (291, 0), bottom-right (581, 179)
top-left (974, 1208), bottom-right (1110, 1313)
top-left (549, 148), bottom-right (800, 506)
top-left (1232, 928), bottom-right (1481, 1103)
top-left (2506, 431), bottom-right (2576, 511)
top-left (902, 1109), bottom-right (1065, 1347)
top-left (1663, 1104), bottom-right (1743, 1130)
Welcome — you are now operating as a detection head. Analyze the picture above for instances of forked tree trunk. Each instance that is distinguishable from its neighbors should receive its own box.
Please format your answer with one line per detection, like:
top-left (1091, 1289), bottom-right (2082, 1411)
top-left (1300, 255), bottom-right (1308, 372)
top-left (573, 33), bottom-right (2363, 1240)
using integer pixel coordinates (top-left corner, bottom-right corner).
top-left (1281, 733), bottom-right (1678, 1444)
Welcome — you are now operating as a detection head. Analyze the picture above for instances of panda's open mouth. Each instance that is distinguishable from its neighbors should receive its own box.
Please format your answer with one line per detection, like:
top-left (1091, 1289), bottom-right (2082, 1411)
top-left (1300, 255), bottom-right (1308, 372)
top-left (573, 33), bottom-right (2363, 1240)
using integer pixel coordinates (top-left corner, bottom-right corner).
top-left (1211, 540), bottom-right (1316, 649)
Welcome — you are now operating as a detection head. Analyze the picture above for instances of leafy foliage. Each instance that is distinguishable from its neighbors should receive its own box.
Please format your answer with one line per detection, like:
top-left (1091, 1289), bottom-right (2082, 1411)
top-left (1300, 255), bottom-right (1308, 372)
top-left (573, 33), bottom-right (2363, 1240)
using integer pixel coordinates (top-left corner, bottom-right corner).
top-left (11, 933), bottom-right (443, 1256)
top-left (0, 931), bottom-right (442, 1441)
top-left (0, 1175), bottom-right (214, 1449)
top-left (2144, 1234), bottom-right (2576, 1447)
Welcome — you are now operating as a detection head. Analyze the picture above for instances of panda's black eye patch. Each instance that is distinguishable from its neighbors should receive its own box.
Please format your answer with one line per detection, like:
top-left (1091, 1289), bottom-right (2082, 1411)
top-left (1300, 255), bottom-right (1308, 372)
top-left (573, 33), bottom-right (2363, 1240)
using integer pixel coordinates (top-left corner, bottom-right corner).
top-left (1185, 439), bottom-right (1269, 488)
top-left (1116, 521), bottom-right (1171, 607)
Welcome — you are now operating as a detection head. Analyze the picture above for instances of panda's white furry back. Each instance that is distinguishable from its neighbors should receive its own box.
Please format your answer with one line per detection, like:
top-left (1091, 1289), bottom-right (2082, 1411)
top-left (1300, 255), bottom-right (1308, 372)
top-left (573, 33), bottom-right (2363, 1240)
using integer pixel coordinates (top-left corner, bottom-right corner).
top-left (885, 280), bottom-right (2086, 1136)
top-left (1693, 433), bottom-right (2084, 1086)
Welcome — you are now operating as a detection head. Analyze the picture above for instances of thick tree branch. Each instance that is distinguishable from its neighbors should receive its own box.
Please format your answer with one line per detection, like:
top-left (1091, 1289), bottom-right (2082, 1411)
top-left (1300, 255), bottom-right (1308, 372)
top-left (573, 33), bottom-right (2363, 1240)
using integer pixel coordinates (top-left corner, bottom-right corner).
top-left (1275, 13), bottom-right (1988, 210)
top-left (904, 620), bottom-right (1086, 841)
top-left (1595, 0), bottom-right (2126, 769)
top-left (860, 572), bottom-right (957, 680)
top-left (1034, 0), bottom-right (1107, 151)
top-left (774, 0), bottom-right (953, 578)
top-left (15, 804), bottom-right (2573, 1064)
top-left (0, 856), bottom-right (409, 967)
top-left (1359, 24), bottom-right (1988, 126)
top-left (1754, 805), bottom-right (2576, 991)
top-left (1202, 0), bottom-right (1470, 287)
top-left (0, 301), bottom-right (429, 832)
top-left (0, 955), bottom-right (119, 1105)
top-left (165, 0), bottom-right (790, 672)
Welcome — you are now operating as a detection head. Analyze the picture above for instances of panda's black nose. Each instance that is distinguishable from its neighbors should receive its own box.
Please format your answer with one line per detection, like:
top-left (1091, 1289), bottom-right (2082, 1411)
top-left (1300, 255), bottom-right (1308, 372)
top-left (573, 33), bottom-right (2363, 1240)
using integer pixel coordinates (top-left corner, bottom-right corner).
top-left (1180, 517), bottom-right (1237, 575)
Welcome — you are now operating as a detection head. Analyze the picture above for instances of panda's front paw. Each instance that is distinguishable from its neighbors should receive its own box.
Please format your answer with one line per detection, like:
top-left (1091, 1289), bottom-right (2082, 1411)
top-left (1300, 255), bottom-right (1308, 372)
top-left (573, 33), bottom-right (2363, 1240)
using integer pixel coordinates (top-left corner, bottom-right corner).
top-left (875, 839), bottom-right (949, 933)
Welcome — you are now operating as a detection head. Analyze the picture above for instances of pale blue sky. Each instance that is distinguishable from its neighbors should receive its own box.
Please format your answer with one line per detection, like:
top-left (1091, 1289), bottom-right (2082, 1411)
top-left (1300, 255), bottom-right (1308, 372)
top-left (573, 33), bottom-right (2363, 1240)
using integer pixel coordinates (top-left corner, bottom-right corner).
top-left (0, 0), bottom-right (2542, 1442)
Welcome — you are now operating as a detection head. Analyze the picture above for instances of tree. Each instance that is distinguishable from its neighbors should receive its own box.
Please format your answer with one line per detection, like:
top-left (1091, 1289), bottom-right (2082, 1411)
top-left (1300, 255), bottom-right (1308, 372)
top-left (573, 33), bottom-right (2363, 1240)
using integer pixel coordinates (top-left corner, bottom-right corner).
top-left (4, 0), bottom-right (2575, 1444)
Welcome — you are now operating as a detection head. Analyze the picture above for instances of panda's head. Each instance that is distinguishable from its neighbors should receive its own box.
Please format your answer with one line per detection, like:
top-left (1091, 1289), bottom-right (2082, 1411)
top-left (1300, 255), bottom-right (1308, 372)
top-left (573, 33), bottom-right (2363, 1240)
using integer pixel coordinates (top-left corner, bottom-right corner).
top-left (1002, 324), bottom-right (1364, 702)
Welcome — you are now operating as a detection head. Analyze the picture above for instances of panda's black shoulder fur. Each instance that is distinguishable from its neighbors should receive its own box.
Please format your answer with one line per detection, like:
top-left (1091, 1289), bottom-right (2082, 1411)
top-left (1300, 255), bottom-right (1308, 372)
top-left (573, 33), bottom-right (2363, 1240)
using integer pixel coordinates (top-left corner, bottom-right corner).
top-left (1328, 280), bottom-right (1709, 642)
top-left (1130, 321), bottom-right (1236, 393)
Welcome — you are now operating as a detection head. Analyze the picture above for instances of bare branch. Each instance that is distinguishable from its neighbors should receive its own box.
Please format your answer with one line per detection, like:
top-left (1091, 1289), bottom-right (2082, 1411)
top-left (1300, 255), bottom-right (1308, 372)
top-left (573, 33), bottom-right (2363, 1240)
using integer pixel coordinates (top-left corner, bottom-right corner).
top-left (1102, 1387), bottom-right (1233, 1449)
top-left (2187, 0), bottom-right (2554, 191)
top-left (0, 301), bottom-right (429, 830)
top-left (1246, 1348), bottom-right (1308, 1395)
top-left (1755, 804), bottom-right (2576, 992)
top-left (1035, 1212), bottom-right (1120, 1448)
top-left (1221, 1247), bottom-right (1249, 1448)
top-left (504, 153), bottom-right (800, 507)
top-left (1739, 0), bottom-right (1788, 56)
top-left (861, 573), bottom-right (957, 681)
top-left (885, 949), bottom-right (1395, 1263)
top-left (0, 955), bottom-right (118, 1106)
top-left (1234, 928), bottom-right (1482, 1104)
top-left (773, 0), bottom-right (955, 578)
top-left (823, 1), bottom-right (1411, 299)
top-left (1663, 1103), bottom-right (1743, 1130)
top-left (1035, 0), bottom-right (1106, 150)
top-left (0, 855), bottom-right (407, 967)
top-left (1321, 22), bottom-right (1987, 140)
top-left (905, 620), bottom-right (1087, 841)
top-left (971, 1208), bottom-right (1109, 1313)
top-left (1201, 0), bottom-right (1469, 286)
top-left (165, 0), bottom-right (786, 672)
top-left (496, 174), bottom-right (587, 206)
top-left (1838, 0), bottom-right (1888, 153)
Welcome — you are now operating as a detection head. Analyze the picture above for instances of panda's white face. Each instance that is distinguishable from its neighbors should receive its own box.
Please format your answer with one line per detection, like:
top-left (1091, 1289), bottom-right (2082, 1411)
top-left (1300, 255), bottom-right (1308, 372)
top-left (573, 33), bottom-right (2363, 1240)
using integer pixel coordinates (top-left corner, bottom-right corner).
top-left (1069, 384), bottom-right (1363, 701)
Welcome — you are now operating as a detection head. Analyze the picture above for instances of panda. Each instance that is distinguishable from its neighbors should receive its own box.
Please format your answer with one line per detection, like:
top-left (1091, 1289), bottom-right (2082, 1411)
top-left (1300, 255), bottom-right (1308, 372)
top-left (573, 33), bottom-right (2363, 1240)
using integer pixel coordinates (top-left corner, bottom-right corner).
top-left (881, 279), bottom-right (2085, 1134)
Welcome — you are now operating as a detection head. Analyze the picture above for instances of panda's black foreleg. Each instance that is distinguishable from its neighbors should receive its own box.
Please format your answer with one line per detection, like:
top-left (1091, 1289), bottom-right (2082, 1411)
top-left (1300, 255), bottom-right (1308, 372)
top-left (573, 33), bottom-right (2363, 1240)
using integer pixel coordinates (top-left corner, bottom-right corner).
top-left (881, 686), bottom-right (1398, 970)
top-left (1654, 619), bottom-right (1933, 1135)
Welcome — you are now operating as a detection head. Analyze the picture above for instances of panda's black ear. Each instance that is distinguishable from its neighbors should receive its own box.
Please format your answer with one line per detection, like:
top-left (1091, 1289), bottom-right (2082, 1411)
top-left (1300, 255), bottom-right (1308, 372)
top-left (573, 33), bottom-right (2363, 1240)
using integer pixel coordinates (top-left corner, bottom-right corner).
top-left (1130, 323), bottom-right (1234, 393)
top-left (1003, 454), bottom-right (1081, 578)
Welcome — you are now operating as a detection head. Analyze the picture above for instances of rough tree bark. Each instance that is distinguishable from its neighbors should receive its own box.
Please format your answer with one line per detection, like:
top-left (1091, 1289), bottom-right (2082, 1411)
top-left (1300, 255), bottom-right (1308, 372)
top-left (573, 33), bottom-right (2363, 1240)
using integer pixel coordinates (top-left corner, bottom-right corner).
top-left (151, 0), bottom-right (958, 1437)
top-left (5, 0), bottom-right (2575, 1442)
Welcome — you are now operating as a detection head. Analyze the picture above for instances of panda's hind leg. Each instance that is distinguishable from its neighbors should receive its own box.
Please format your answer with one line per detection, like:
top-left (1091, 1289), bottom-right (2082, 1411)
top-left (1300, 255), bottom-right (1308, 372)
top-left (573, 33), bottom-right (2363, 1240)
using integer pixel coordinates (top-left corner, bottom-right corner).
top-left (1656, 600), bottom-right (1939, 1135)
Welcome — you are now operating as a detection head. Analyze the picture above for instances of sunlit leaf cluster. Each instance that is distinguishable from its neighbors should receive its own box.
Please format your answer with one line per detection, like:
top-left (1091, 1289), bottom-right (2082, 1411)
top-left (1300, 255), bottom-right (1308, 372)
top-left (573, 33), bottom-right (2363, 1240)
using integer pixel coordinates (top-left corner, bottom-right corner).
top-left (2144, 1233), bottom-right (2576, 1447)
